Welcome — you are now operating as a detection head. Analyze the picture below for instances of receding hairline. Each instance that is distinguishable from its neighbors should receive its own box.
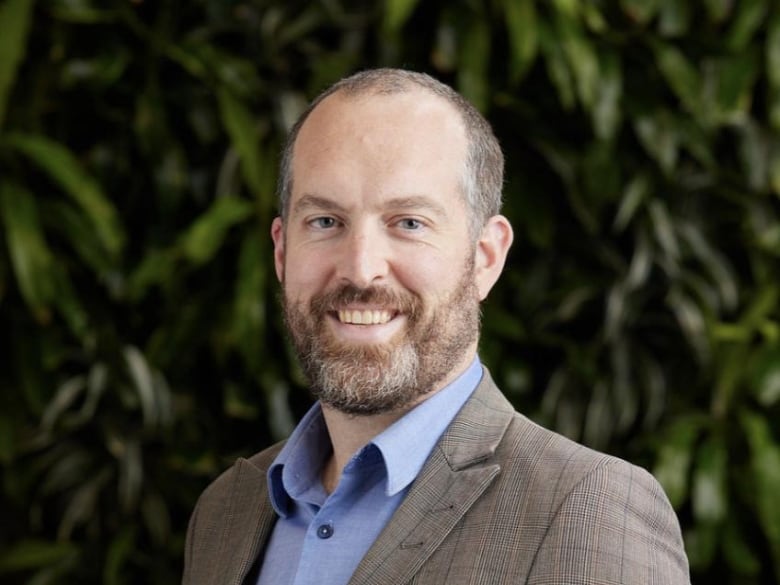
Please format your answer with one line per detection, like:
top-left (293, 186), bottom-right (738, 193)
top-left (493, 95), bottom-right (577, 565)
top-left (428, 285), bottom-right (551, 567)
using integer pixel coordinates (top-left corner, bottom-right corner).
top-left (278, 68), bottom-right (504, 233)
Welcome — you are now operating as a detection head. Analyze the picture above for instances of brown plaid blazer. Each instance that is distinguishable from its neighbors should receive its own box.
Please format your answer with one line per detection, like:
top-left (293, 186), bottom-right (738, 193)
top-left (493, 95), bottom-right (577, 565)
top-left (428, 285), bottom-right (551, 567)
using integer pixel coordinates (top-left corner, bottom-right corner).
top-left (183, 368), bottom-right (690, 584)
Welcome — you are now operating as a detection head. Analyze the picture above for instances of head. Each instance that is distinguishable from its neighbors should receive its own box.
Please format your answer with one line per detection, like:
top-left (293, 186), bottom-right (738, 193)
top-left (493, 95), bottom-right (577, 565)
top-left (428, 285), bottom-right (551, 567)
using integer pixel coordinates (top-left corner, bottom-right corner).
top-left (277, 69), bottom-right (505, 238)
top-left (272, 68), bottom-right (513, 415)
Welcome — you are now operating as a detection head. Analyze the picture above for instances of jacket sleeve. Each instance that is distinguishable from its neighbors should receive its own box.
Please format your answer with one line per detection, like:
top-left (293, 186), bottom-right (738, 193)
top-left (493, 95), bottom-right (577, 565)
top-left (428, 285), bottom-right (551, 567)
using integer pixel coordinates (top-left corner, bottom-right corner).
top-left (182, 495), bottom-right (201, 585)
top-left (527, 459), bottom-right (690, 584)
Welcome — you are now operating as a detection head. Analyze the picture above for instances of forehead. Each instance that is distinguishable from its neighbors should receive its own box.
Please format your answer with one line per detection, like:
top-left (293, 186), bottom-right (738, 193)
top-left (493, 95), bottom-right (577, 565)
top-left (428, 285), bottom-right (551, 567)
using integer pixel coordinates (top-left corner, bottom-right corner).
top-left (290, 90), bottom-right (468, 201)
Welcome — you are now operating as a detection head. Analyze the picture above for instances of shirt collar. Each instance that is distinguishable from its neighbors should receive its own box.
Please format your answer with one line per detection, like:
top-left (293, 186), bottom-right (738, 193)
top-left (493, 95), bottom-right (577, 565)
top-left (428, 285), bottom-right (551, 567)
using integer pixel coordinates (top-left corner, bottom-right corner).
top-left (371, 357), bottom-right (482, 495)
top-left (267, 357), bottom-right (483, 515)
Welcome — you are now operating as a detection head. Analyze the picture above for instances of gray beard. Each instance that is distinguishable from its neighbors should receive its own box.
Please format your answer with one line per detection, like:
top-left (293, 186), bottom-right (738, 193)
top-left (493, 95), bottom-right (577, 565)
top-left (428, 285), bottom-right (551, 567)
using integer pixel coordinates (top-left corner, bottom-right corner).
top-left (282, 259), bottom-right (481, 415)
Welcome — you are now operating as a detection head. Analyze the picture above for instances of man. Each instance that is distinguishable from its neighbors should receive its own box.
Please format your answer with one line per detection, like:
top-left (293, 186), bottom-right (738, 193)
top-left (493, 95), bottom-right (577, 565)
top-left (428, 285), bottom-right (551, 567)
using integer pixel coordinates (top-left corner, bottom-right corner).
top-left (183, 68), bottom-right (690, 585)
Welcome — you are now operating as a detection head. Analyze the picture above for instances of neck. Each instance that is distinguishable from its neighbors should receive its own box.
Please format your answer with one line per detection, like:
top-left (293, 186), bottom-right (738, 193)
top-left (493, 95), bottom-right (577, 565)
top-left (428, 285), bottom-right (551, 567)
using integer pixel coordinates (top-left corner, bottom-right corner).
top-left (319, 405), bottom-right (408, 493)
top-left (317, 350), bottom-right (478, 493)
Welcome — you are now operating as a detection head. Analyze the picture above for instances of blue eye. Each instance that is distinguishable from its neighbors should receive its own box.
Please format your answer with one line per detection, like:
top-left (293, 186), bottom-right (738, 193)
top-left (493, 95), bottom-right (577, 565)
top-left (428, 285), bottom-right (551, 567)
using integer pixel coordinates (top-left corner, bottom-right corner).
top-left (398, 218), bottom-right (423, 230)
top-left (311, 216), bottom-right (338, 229)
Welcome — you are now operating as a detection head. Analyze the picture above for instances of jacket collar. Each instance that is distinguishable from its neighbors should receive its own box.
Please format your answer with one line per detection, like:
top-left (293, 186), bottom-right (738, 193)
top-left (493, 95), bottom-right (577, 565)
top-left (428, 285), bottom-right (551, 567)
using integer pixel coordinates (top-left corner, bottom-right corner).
top-left (210, 366), bottom-right (513, 585)
top-left (348, 367), bottom-right (514, 585)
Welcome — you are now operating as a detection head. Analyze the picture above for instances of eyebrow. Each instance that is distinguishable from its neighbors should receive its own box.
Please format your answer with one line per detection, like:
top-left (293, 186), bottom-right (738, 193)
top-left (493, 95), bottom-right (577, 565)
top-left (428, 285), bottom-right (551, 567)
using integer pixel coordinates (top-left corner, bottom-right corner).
top-left (292, 194), bottom-right (347, 215)
top-left (292, 193), bottom-right (449, 218)
top-left (383, 195), bottom-right (449, 218)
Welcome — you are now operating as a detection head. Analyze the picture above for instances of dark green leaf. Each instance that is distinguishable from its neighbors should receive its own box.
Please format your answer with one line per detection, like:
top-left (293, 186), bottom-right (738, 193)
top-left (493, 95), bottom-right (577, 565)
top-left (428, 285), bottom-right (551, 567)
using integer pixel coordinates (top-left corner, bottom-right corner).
top-left (0, 181), bottom-right (56, 320)
top-left (5, 133), bottom-right (125, 260)
top-left (0, 0), bottom-right (34, 128)
top-left (0, 540), bottom-right (78, 573)
top-left (692, 433), bottom-right (728, 524)
top-left (383, 0), bottom-right (421, 33)
top-left (726, 0), bottom-right (768, 51)
top-left (504, 0), bottom-right (538, 83)
top-left (458, 19), bottom-right (491, 112)
top-left (217, 90), bottom-right (267, 201)
top-left (178, 196), bottom-right (253, 265)
top-left (653, 416), bottom-right (703, 507)
top-left (740, 410), bottom-right (780, 579)
top-left (620, 0), bottom-right (660, 25)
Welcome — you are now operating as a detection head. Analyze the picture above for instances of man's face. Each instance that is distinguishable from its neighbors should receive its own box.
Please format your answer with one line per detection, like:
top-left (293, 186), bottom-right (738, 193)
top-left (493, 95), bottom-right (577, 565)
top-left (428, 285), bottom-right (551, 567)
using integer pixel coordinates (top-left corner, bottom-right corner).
top-left (272, 90), bottom-right (485, 415)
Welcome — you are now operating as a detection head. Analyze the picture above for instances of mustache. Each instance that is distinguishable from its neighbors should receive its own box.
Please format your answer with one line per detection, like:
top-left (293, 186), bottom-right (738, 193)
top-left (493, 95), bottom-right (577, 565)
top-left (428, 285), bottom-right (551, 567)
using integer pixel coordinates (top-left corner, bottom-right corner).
top-left (310, 283), bottom-right (422, 321)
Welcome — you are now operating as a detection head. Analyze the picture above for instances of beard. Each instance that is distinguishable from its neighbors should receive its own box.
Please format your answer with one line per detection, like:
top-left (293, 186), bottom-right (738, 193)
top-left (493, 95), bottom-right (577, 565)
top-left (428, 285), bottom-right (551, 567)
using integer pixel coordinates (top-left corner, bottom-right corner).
top-left (282, 258), bottom-right (481, 415)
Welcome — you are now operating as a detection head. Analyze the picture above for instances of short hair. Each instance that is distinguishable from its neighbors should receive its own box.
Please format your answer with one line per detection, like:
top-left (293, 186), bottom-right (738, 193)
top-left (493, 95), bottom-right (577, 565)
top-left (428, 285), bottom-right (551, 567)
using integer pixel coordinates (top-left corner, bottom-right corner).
top-left (276, 68), bottom-right (504, 236)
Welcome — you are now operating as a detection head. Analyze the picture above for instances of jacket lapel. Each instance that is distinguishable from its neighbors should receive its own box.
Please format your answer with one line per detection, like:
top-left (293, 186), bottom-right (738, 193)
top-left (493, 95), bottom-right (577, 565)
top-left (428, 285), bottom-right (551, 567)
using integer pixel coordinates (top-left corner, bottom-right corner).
top-left (348, 369), bottom-right (514, 585)
top-left (212, 456), bottom-right (279, 585)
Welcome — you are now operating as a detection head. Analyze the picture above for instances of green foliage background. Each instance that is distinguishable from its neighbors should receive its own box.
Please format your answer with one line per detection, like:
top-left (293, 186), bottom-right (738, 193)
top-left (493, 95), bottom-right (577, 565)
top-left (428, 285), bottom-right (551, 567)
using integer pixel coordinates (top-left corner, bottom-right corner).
top-left (2, 0), bottom-right (780, 583)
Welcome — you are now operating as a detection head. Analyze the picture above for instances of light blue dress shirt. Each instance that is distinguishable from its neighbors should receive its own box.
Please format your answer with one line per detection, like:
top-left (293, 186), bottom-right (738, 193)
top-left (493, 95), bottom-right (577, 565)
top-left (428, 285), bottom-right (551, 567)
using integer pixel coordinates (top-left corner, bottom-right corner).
top-left (255, 357), bottom-right (483, 585)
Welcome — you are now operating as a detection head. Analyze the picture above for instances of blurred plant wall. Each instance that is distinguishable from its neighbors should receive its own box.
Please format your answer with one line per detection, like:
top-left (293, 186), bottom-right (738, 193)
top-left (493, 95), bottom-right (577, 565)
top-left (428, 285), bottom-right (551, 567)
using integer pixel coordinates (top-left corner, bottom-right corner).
top-left (1, 0), bottom-right (779, 583)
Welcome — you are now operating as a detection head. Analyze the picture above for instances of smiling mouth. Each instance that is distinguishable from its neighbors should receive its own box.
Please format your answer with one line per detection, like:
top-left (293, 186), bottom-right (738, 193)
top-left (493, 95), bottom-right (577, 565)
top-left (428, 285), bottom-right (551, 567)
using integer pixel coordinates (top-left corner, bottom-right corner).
top-left (337, 309), bottom-right (393, 325)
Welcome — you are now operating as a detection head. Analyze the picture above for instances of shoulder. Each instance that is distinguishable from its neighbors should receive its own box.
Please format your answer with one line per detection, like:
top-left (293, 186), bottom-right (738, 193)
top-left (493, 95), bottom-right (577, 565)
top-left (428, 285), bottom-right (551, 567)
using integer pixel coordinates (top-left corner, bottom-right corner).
top-left (496, 413), bottom-right (690, 582)
top-left (500, 412), bottom-right (645, 495)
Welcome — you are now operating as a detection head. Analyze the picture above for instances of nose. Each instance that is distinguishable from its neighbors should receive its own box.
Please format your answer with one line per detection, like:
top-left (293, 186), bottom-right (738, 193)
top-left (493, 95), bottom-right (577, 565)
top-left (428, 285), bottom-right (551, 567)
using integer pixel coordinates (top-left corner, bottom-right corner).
top-left (335, 223), bottom-right (390, 288)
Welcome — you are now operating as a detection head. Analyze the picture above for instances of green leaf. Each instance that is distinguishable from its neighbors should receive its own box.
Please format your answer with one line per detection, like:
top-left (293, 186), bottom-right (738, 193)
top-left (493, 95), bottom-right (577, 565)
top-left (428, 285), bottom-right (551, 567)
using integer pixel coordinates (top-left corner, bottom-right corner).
top-left (41, 375), bottom-right (87, 432)
top-left (751, 344), bottom-right (780, 407)
top-left (0, 540), bottom-right (78, 573)
top-left (667, 287), bottom-right (709, 362)
top-left (703, 0), bottom-right (733, 22)
top-left (726, 0), bottom-right (768, 51)
top-left (737, 119), bottom-right (769, 190)
top-left (692, 433), bottom-right (728, 523)
top-left (123, 345), bottom-right (170, 431)
top-left (126, 247), bottom-right (176, 301)
top-left (653, 416), bottom-right (703, 507)
top-left (504, 0), bottom-right (538, 83)
top-left (217, 89), bottom-right (267, 201)
top-left (653, 43), bottom-right (701, 116)
top-left (5, 133), bottom-right (125, 260)
top-left (722, 513), bottom-right (762, 575)
top-left (592, 53), bottom-right (622, 141)
top-left (49, 0), bottom-right (116, 23)
top-left (103, 528), bottom-right (136, 585)
top-left (458, 18), bottom-right (491, 112)
top-left (767, 13), bottom-right (780, 92)
top-left (42, 199), bottom-right (114, 276)
top-left (556, 12), bottom-right (600, 110)
top-left (57, 467), bottom-right (112, 540)
top-left (0, 0), bottom-right (34, 129)
top-left (649, 199), bottom-right (681, 265)
top-left (231, 230), bottom-right (268, 367)
top-left (711, 53), bottom-right (759, 123)
top-left (740, 410), bottom-right (780, 579)
top-left (684, 523), bottom-right (719, 569)
top-left (117, 439), bottom-right (142, 513)
top-left (620, 0), bottom-right (660, 25)
top-left (740, 285), bottom-right (778, 332)
top-left (383, 0), bottom-right (421, 33)
top-left (178, 196), bottom-right (253, 265)
top-left (141, 491), bottom-right (170, 546)
top-left (0, 181), bottom-right (56, 321)
top-left (634, 111), bottom-right (679, 175)
top-left (539, 21), bottom-right (576, 110)
top-left (677, 220), bottom-right (739, 311)
top-left (658, 0), bottom-right (691, 37)
top-left (613, 173), bottom-right (651, 232)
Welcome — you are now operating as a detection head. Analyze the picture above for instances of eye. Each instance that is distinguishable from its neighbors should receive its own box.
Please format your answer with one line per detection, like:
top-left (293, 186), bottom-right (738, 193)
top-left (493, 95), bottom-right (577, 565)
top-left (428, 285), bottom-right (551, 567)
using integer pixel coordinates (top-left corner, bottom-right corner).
top-left (309, 216), bottom-right (339, 229)
top-left (396, 217), bottom-right (424, 230)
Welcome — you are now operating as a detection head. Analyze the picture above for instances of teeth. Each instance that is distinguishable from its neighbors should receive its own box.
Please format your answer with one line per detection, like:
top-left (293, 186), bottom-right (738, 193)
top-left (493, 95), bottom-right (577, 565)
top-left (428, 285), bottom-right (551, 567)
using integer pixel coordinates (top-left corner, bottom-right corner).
top-left (338, 309), bottom-right (392, 325)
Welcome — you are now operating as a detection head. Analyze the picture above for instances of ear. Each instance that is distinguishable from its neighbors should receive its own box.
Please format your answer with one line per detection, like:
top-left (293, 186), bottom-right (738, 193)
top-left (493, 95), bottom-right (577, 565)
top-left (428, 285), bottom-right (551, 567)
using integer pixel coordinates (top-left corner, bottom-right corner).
top-left (271, 216), bottom-right (285, 283)
top-left (474, 215), bottom-right (513, 300)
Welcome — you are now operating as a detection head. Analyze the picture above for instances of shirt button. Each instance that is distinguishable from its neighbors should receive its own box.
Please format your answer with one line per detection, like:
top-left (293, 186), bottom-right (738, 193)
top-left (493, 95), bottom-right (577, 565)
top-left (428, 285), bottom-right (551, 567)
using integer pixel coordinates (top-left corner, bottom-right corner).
top-left (316, 523), bottom-right (334, 539)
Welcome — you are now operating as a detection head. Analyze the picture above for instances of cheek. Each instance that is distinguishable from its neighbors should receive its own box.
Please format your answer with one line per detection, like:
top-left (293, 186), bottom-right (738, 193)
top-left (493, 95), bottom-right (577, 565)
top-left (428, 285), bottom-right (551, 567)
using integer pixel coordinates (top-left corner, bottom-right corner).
top-left (396, 250), bottom-right (471, 298)
top-left (282, 251), bottom-right (333, 300)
